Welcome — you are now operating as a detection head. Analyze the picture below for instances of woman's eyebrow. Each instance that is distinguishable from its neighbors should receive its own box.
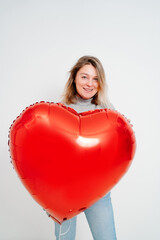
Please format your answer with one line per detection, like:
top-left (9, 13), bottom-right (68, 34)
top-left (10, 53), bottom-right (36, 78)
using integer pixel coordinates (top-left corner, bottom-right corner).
top-left (80, 73), bottom-right (98, 77)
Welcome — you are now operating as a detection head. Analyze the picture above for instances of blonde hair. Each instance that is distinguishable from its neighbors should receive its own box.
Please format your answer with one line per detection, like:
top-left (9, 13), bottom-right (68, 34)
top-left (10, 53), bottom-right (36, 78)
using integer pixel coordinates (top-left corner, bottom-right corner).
top-left (61, 56), bottom-right (110, 106)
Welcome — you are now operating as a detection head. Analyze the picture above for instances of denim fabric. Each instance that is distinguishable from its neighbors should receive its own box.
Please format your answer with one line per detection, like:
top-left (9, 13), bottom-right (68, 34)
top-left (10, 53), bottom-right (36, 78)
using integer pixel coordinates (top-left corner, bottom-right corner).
top-left (54, 192), bottom-right (117, 240)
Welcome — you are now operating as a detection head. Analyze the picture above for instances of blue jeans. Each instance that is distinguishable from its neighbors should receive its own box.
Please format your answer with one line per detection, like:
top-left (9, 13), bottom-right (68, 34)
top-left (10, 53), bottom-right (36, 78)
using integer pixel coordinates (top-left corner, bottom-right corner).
top-left (54, 192), bottom-right (117, 240)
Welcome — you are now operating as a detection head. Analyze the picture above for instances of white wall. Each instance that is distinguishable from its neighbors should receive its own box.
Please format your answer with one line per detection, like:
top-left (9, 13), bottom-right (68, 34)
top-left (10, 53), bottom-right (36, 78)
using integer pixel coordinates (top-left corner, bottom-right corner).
top-left (1, 0), bottom-right (160, 239)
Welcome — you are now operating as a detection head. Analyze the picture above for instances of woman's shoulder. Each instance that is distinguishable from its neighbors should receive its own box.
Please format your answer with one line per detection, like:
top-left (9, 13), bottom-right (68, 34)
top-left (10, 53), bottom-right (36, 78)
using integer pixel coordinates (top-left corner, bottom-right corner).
top-left (96, 102), bottom-right (115, 110)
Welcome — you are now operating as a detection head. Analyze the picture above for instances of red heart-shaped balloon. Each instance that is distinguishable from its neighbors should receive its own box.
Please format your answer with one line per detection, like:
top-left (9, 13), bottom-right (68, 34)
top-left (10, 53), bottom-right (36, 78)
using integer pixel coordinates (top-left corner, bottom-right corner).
top-left (9, 102), bottom-right (136, 224)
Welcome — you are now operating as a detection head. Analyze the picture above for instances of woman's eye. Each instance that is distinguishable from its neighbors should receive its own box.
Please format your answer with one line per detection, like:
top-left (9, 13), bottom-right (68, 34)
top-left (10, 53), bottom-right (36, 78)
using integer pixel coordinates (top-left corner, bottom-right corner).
top-left (82, 76), bottom-right (87, 79)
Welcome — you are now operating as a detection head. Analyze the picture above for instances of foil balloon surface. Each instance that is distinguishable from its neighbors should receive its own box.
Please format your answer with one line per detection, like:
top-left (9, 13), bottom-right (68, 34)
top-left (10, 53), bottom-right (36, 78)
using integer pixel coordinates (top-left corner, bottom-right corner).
top-left (9, 102), bottom-right (136, 224)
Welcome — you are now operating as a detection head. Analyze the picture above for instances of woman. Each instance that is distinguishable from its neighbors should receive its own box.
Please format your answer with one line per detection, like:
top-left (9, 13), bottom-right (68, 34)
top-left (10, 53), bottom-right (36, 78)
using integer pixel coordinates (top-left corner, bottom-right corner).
top-left (54, 56), bottom-right (117, 240)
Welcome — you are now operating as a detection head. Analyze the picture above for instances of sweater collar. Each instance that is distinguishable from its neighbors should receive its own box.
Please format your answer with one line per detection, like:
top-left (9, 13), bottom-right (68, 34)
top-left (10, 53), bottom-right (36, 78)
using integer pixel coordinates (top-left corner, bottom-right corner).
top-left (75, 95), bottom-right (93, 105)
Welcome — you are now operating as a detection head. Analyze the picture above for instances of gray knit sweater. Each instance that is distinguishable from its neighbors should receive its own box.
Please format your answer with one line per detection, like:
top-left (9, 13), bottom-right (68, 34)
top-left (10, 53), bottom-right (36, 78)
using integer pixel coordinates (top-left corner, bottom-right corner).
top-left (64, 95), bottom-right (115, 113)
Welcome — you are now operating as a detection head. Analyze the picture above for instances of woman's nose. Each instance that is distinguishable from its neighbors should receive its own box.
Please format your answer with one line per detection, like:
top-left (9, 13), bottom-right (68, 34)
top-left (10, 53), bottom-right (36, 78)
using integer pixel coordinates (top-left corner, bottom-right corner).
top-left (86, 79), bottom-right (93, 86)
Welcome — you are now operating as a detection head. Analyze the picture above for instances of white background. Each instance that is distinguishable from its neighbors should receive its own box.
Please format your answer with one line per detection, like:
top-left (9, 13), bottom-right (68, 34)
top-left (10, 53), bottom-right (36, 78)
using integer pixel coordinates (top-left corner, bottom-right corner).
top-left (1, 0), bottom-right (160, 239)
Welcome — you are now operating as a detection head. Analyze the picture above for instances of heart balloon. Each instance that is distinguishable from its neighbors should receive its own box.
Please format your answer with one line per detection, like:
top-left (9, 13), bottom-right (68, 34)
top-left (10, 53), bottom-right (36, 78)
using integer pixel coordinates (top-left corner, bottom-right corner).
top-left (9, 102), bottom-right (136, 224)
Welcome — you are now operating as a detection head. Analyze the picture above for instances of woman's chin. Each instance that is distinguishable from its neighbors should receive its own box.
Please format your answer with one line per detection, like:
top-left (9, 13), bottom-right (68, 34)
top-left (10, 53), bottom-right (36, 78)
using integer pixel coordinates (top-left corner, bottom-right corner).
top-left (81, 95), bottom-right (93, 100)
top-left (77, 92), bottom-right (95, 100)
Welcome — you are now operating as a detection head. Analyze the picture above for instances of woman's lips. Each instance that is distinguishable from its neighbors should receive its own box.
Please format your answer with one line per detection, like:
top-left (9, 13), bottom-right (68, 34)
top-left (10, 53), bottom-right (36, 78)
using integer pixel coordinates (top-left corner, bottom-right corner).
top-left (83, 88), bottom-right (93, 92)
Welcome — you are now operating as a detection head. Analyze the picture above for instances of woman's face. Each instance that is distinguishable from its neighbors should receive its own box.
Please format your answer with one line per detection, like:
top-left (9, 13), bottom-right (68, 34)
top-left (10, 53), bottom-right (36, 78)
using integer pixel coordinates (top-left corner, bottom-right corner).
top-left (74, 64), bottom-right (99, 100)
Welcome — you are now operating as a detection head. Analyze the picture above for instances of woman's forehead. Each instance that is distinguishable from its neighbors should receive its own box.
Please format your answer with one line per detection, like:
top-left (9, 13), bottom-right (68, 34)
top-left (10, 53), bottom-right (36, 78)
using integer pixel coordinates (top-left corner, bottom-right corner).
top-left (78, 64), bottom-right (98, 76)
